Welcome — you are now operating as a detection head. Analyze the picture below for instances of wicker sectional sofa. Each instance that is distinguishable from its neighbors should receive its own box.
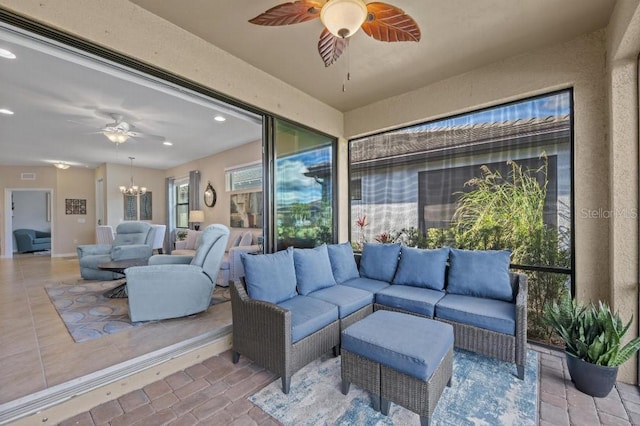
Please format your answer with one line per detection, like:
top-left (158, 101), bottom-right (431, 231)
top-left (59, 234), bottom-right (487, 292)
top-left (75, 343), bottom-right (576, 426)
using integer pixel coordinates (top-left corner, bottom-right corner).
top-left (230, 242), bottom-right (528, 394)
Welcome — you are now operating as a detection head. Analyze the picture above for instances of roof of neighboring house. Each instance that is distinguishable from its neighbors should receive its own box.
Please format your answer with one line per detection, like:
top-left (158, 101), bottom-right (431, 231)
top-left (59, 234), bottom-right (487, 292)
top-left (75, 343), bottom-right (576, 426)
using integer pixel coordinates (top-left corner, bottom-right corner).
top-left (351, 114), bottom-right (571, 165)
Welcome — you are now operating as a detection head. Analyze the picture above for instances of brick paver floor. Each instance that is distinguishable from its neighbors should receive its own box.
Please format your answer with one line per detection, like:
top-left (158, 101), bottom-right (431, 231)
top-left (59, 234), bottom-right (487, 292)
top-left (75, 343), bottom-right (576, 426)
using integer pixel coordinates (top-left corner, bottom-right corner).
top-left (59, 346), bottom-right (640, 425)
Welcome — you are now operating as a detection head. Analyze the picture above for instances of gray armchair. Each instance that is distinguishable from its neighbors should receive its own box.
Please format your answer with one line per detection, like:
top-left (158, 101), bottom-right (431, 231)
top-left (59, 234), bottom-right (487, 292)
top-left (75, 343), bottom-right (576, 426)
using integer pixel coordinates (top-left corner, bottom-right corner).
top-left (125, 224), bottom-right (230, 322)
top-left (76, 222), bottom-right (155, 280)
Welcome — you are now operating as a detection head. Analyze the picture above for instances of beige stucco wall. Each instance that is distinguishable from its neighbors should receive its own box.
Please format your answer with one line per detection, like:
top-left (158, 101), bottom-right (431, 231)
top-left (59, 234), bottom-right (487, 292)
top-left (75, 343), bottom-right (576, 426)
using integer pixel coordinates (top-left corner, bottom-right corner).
top-left (607, 0), bottom-right (640, 384)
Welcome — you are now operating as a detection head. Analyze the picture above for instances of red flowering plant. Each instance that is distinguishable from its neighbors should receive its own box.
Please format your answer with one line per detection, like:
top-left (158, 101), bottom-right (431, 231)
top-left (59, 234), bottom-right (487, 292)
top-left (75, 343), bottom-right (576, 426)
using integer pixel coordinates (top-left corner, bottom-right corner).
top-left (353, 215), bottom-right (369, 251)
top-left (375, 232), bottom-right (393, 243)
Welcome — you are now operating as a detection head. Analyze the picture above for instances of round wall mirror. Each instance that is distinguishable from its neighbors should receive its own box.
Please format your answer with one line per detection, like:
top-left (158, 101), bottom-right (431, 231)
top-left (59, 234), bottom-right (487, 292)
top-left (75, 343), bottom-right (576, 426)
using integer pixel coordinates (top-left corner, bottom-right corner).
top-left (204, 182), bottom-right (217, 207)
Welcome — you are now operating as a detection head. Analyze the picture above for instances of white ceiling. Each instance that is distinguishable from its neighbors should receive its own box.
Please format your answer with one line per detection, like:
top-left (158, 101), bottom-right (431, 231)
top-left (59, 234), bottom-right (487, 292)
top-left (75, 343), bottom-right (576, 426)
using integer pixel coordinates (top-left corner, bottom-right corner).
top-left (130, 0), bottom-right (616, 111)
top-left (0, 25), bottom-right (262, 170)
top-left (0, 1), bottom-right (616, 170)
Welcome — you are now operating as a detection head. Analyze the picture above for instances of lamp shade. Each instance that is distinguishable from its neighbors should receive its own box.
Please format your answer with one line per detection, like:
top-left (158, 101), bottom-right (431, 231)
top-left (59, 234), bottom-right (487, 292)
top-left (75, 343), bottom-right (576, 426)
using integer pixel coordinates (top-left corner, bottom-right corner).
top-left (320, 0), bottom-right (368, 38)
top-left (189, 210), bottom-right (205, 223)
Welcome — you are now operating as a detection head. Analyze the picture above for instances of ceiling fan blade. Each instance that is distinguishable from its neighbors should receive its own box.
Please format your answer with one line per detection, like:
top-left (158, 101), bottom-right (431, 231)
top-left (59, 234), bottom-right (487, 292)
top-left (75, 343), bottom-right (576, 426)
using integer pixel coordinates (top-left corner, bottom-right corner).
top-left (249, 1), bottom-right (323, 26)
top-left (318, 29), bottom-right (348, 67)
top-left (361, 2), bottom-right (421, 42)
top-left (132, 132), bottom-right (166, 142)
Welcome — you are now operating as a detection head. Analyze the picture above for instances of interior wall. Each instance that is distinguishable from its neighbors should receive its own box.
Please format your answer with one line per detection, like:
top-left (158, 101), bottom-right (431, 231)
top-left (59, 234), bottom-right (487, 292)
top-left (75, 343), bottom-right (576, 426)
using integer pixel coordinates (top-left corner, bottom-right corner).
top-left (12, 190), bottom-right (49, 231)
top-left (0, 166), bottom-right (97, 256)
top-left (165, 139), bottom-right (262, 229)
top-left (104, 163), bottom-right (166, 227)
top-left (53, 167), bottom-right (96, 255)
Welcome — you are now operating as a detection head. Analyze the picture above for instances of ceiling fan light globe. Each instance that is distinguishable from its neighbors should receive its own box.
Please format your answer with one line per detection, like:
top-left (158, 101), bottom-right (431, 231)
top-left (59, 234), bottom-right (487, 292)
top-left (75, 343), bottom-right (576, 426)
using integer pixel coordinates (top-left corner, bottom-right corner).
top-left (104, 131), bottom-right (129, 144)
top-left (320, 0), bottom-right (367, 39)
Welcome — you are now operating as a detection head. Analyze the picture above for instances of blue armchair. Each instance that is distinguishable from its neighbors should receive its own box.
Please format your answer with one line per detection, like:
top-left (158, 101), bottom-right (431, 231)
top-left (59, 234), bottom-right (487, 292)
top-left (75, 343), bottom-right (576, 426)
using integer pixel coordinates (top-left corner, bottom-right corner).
top-left (125, 224), bottom-right (230, 322)
top-left (76, 222), bottom-right (155, 280)
top-left (14, 229), bottom-right (51, 253)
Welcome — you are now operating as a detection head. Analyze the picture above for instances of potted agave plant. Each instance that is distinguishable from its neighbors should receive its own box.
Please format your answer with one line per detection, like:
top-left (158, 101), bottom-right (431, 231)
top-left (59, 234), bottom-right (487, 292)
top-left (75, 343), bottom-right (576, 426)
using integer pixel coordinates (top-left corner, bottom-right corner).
top-left (543, 292), bottom-right (640, 397)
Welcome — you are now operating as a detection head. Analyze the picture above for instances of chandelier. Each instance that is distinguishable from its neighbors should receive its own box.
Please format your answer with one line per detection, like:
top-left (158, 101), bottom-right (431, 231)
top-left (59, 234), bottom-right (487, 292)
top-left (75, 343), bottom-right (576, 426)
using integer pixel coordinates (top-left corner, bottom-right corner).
top-left (119, 157), bottom-right (147, 196)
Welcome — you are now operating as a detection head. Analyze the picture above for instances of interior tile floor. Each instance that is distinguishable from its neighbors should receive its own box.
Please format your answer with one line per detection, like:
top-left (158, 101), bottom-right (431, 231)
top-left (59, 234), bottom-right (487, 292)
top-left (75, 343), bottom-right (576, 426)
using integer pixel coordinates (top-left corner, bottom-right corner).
top-left (2, 254), bottom-right (640, 425)
top-left (0, 253), bottom-right (231, 406)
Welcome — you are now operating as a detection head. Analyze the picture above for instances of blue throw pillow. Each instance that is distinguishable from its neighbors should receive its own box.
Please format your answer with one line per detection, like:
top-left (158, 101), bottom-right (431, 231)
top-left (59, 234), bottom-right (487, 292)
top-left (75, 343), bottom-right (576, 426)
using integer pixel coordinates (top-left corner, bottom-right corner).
top-left (359, 243), bottom-right (401, 282)
top-left (393, 247), bottom-right (450, 290)
top-left (241, 247), bottom-right (297, 304)
top-left (447, 248), bottom-right (513, 302)
top-left (293, 245), bottom-right (337, 295)
top-left (326, 242), bottom-right (360, 284)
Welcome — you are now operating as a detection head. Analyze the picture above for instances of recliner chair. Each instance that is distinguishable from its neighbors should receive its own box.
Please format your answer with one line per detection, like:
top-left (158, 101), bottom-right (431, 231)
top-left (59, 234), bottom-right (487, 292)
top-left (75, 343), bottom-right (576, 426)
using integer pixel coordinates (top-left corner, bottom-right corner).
top-left (76, 222), bottom-right (155, 280)
top-left (125, 224), bottom-right (230, 322)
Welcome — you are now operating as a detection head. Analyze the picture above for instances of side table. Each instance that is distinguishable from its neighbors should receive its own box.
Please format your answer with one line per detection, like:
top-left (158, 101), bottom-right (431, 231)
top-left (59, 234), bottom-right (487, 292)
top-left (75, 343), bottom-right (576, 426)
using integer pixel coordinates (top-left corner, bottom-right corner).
top-left (98, 258), bottom-right (148, 298)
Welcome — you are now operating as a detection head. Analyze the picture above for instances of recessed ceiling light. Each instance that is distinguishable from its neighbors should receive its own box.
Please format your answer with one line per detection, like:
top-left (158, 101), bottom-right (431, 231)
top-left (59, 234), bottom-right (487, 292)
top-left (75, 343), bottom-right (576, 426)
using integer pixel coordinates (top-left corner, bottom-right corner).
top-left (53, 162), bottom-right (70, 170)
top-left (163, 141), bottom-right (173, 146)
top-left (0, 48), bottom-right (16, 59)
top-left (214, 115), bottom-right (226, 122)
top-left (0, 109), bottom-right (14, 115)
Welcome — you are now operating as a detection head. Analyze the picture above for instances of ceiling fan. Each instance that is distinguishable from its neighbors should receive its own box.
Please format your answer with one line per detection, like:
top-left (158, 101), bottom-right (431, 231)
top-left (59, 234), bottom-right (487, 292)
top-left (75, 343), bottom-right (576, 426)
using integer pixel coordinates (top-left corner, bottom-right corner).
top-left (99, 113), bottom-right (164, 144)
top-left (249, 0), bottom-right (421, 67)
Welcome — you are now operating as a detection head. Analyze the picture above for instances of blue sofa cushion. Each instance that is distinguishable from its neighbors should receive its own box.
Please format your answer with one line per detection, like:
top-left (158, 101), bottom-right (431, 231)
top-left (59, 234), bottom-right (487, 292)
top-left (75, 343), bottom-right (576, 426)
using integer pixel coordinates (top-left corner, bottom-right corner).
top-left (375, 285), bottom-right (446, 317)
top-left (342, 310), bottom-right (454, 380)
top-left (447, 248), bottom-right (513, 302)
top-left (435, 293), bottom-right (516, 335)
top-left (359, 243), bottom-right (401, 282)
top-left (340, 277), bottom-right (390, 293)
top-left (278, 296), bottom-right (339, 343)
top-left (241, 247), bottom-right (297, 304)
top-left (393, 247), bottom-right (449, 290)
top-left (307, 285), bottom-right (373, 319)
top-left (293, 244), bottom-right (336, 295)
top-left (327, 242), bottom-right (360, 284)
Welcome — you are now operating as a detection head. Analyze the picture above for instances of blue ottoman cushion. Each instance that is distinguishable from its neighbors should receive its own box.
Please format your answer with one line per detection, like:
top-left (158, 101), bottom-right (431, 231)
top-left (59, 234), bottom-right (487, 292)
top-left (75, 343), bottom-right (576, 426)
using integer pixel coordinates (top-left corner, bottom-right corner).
top-left (342, 310), bottom-right (453, 380)
top-left (308, 285), bottom-right (373, 318)
top-left (340, 277), bottom-right (390, 293)
top-left (435, 293), bottom-right (516, 335)
top-left (375, 285), bottom-right (446, 317)
top-left (278, 296), bottom-right (339, 343)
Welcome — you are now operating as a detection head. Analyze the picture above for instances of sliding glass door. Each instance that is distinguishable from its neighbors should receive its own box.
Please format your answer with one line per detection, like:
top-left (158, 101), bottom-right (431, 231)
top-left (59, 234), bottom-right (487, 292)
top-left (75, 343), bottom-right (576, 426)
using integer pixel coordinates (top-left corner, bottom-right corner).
top-left (270, 119), bottom-right (336, 250)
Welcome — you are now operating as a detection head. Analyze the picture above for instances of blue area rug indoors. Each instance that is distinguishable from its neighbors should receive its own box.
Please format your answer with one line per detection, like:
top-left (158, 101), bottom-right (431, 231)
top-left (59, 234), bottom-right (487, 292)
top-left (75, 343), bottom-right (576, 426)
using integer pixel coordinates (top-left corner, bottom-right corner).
top-left (250, 348), bottom-right (538, 425)
top-left (45, 280), bottom-right (230, 343)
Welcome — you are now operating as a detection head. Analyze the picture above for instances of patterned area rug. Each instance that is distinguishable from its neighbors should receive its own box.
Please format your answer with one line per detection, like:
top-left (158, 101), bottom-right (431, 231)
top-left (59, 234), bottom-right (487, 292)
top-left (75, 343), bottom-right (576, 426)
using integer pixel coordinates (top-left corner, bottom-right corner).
top-left (250, 349), bottom-right (538, 425)
top-left (45, 280), bottom-right (230, 343)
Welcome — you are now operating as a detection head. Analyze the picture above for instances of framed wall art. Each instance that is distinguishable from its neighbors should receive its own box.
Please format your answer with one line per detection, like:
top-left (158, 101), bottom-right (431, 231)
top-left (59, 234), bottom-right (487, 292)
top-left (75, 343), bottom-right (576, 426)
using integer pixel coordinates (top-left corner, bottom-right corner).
top-left (65, 198), bottom-right (86, 215)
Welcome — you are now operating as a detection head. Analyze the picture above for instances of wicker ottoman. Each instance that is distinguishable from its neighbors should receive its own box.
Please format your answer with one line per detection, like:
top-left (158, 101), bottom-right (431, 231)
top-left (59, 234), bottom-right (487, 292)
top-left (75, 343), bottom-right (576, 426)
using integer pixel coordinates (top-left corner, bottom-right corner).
top-left (341, 310), bottom-right (454, 426)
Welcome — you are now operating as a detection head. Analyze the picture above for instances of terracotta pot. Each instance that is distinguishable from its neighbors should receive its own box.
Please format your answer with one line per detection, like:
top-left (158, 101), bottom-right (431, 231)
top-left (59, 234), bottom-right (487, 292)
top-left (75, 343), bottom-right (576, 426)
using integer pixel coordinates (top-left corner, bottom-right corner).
top-left (566, 352), bottom-right (618, 397)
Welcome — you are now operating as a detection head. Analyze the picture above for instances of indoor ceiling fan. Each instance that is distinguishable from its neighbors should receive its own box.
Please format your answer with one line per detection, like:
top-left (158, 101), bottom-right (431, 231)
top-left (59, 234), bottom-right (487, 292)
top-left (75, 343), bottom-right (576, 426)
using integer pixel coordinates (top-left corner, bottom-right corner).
top-left (249, 0), bottom-right (421, 67)
top-left (99, 113), bottom-right (164, 145)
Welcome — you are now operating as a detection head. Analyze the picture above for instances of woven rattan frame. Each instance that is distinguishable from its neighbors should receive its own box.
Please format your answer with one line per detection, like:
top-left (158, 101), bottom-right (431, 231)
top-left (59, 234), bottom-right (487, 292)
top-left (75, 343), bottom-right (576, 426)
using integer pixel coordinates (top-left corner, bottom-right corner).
top-left (381, 347), bottom-right (453, 421)
top-left (374, 272), bottom-right (527, 379)
top-left (230, 280), bottom-right (340, 393)
top-left (341, 340), bottom-right (453, 424)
